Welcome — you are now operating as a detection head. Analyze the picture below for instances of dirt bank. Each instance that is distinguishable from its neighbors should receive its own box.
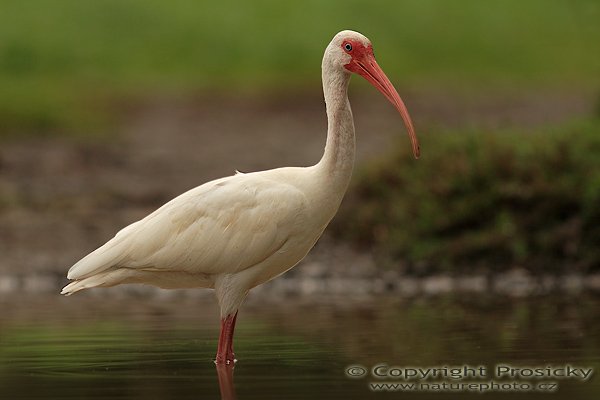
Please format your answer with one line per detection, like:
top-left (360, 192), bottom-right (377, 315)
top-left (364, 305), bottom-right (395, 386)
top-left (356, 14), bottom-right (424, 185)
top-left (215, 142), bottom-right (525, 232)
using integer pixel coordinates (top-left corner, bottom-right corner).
top-left (0, 90), bottom-right (595, 290)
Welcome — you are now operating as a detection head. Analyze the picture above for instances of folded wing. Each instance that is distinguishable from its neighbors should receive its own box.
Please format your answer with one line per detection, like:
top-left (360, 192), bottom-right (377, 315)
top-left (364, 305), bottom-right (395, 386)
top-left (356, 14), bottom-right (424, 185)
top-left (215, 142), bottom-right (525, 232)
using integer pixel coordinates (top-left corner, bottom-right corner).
top-left (67, 173), bottom-right (308, 281)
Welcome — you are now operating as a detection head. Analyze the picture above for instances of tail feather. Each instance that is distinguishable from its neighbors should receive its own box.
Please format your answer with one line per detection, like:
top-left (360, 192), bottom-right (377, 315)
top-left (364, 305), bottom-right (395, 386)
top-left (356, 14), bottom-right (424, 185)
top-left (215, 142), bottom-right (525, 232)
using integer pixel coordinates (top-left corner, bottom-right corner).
top-left (61, 269), bottom-right (131, 295)
top-left (61, 268), bottom-right (213, 295)
top-left (60, 280), bottom-right (91, 296)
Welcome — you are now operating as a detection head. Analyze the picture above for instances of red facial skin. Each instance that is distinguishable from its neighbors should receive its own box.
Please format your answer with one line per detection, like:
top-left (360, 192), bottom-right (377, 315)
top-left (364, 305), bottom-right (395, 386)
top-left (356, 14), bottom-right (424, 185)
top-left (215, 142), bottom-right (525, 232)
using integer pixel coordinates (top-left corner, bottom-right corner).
top-left (342, 39), bottom-right (420, 159)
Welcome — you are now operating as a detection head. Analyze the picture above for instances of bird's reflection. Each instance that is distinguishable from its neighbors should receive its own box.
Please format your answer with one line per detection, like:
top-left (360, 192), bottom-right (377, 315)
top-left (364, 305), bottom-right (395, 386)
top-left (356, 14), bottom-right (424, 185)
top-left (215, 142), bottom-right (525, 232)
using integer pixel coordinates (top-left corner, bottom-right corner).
top-left (215, 363), bottom-right (237, 400)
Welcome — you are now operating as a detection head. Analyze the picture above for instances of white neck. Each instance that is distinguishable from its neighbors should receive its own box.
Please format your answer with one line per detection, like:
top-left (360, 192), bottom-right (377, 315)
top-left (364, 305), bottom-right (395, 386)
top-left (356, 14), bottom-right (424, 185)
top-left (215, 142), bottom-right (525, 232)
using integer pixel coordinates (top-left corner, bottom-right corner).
top-left (315, 59), bottom-right (356, 195)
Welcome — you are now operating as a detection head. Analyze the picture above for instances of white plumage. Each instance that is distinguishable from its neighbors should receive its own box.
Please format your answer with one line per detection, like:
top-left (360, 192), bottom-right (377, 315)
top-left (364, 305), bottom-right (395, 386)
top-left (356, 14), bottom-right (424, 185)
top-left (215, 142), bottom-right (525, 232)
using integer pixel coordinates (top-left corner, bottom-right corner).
top-left (64, 168), bottom-right (334, 315)
top-left (62, 30), bottom-right (419, 364)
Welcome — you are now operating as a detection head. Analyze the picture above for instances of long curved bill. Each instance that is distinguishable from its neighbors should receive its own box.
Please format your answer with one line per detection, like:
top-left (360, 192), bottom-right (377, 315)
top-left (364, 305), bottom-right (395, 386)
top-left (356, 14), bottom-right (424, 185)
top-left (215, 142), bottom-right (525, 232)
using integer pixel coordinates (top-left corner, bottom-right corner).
top-left (352, 53), bottom-right (420, 159)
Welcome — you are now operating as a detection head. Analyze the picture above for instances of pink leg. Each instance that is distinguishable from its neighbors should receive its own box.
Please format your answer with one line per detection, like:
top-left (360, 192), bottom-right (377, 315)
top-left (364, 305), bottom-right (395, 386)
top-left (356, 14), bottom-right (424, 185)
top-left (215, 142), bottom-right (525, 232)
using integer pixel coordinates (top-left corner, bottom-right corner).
top-left (215, 311), bottom-right (238, 365)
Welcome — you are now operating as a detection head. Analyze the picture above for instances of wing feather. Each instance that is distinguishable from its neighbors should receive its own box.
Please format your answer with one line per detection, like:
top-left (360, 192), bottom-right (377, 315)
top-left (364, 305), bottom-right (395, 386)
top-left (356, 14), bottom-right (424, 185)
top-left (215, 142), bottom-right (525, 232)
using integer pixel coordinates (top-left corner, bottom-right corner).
top-left (68, 173), bottom-right (308, 280)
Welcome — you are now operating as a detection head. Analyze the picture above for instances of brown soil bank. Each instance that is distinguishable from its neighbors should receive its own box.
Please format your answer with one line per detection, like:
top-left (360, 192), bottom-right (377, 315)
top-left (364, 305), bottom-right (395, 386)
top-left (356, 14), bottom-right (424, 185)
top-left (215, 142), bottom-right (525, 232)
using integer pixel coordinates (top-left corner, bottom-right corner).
top-left (0, 89), bottom-right (597, 291)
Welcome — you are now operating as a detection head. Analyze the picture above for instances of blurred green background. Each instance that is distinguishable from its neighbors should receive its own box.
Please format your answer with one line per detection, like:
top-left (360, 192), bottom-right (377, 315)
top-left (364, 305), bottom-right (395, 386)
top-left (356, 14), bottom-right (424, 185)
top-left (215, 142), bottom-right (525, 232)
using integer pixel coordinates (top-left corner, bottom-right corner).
top-left (1, 0), bottom-right (599, 133)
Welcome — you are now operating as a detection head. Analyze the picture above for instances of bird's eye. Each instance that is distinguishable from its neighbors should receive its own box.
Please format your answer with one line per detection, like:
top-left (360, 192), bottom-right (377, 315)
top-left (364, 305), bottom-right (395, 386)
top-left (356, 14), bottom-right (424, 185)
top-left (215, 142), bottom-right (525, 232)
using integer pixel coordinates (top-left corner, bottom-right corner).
top-left (344, 42), bottom-right (353, 52)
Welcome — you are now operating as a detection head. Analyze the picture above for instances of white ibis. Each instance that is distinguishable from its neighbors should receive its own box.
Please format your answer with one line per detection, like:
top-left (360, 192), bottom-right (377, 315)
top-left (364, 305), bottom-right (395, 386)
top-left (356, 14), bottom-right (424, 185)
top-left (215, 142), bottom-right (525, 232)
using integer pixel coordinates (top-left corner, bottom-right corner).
top-left (61, 30), bottom-right (420, 364)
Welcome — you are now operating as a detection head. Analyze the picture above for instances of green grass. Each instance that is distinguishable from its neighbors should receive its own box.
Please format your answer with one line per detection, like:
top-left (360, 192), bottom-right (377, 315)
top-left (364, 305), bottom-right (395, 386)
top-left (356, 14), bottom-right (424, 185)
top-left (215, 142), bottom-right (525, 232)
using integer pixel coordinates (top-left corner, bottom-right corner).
top-left (1, 0), bottom-right (599, 133)
top-left (331, 118), bottom-right (600, 274)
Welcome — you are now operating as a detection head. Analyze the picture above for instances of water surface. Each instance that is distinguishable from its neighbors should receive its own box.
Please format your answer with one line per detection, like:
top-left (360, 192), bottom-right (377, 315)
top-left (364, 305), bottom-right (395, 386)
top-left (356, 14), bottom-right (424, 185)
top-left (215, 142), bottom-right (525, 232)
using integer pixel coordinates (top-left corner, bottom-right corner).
top-left (1, 294), bottom-right (598, 399)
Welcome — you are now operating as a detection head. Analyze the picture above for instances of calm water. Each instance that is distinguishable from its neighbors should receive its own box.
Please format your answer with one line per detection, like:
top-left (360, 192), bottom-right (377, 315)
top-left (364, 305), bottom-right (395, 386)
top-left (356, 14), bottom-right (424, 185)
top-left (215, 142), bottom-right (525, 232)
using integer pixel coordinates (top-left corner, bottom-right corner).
top-left (1, 294), bottom-right (599, 399)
